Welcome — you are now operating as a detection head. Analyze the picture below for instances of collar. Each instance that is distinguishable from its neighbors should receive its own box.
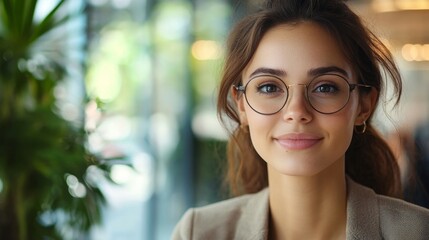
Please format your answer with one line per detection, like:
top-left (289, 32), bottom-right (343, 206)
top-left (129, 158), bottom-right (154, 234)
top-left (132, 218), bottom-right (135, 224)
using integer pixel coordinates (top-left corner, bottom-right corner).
top-left (237, 177), bottom-right (382, 240)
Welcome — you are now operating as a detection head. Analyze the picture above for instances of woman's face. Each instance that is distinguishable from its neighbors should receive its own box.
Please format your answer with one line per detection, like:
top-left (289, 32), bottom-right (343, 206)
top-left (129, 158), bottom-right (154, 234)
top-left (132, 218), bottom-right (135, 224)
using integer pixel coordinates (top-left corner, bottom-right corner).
top-left (238, 22), bottom-right (373, 177)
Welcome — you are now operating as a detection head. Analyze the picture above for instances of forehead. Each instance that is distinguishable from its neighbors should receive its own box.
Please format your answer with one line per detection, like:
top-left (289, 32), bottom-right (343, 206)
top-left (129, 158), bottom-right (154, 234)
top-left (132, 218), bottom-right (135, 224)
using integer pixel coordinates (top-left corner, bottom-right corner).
top-left (243, 22), bottom-right (353, 80)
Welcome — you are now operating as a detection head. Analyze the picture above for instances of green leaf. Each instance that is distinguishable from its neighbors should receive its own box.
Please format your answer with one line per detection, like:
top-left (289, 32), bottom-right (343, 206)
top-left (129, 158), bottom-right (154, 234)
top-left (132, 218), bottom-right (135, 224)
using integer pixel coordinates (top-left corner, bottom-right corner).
top-left (21, 0), bottom-right (38, 37)
top-left (0, 0), bottom-right (13, 33)
top-left (13, 0), bottom-right (24, 36)
top-left (31, 0), bottom-right (66, 42)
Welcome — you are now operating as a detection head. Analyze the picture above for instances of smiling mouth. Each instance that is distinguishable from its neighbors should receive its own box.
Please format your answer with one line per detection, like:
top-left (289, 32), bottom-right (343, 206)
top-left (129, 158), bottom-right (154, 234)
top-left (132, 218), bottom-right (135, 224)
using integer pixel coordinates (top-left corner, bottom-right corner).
top-left (274, 137), bottom-right (322, 150)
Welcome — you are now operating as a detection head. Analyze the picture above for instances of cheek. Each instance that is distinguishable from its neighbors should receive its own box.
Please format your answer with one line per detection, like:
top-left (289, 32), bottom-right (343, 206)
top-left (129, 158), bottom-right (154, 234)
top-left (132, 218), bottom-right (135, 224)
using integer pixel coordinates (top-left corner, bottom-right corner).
top-left (328, 118), bottom-right (354, 146)
top-left (325, 104), bottom-right (358, 149)
top-left (246, 112), bottom-right (271, 137)
top-left (244, 109), bottom-right (275, 151)
top-left (330, 110), bottom-right (356, 132)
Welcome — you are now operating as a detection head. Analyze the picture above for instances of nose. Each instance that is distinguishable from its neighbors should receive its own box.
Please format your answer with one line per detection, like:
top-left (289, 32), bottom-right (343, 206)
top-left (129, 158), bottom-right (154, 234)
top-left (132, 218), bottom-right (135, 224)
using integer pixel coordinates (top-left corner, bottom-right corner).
top-left (282, 84), bottom-right (313, 123)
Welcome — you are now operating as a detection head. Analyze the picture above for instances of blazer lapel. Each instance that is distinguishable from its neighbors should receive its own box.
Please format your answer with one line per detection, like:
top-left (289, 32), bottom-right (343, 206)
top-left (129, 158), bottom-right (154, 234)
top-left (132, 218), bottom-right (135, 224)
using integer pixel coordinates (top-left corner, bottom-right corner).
top-left (236, 188), bottom-right (270, 240)
top-left (346, 177), bottom-right (382, 240)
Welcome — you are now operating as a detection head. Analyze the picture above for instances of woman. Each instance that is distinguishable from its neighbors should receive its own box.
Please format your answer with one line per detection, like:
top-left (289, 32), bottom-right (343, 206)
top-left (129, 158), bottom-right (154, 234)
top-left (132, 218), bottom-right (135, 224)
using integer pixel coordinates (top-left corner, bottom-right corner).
top-left (173, 0), bottom-right (429, 239)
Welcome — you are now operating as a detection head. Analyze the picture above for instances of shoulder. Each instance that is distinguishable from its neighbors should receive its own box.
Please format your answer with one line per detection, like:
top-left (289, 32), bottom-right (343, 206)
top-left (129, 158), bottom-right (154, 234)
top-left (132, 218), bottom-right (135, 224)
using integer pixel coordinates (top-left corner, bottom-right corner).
top-left (346, 177), bottom-right (429, 239)
top-left (171, 189), bottom-right (269, 240)
top-left (348, 177), bottom-right (429, 239)
top-left (377, 194), bottom-right (429, 239)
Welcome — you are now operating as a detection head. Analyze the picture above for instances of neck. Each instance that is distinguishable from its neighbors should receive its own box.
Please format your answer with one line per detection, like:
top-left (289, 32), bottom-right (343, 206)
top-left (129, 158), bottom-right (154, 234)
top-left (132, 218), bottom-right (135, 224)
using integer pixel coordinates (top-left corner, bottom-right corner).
top-left (268, 160), bottom-right (347, 240)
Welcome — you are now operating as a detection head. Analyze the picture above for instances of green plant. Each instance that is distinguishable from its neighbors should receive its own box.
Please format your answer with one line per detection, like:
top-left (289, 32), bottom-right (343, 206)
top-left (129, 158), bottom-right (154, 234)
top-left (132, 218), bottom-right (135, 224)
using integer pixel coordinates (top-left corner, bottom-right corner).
top-left (0, 0), bottom-right (108, 239)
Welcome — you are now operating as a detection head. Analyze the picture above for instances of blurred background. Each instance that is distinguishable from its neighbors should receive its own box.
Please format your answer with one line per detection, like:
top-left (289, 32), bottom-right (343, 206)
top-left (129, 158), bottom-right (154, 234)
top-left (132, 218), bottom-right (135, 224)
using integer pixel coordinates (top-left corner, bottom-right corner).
top-left (0, 0), bottom-right (428, 239)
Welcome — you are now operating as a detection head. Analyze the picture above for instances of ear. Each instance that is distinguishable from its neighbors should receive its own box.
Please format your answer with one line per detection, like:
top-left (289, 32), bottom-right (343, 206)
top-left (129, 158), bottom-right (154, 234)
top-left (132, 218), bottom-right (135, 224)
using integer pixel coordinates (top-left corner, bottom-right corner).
top-left (355, 89), bottom-right (378, 125)
top-left (231, 86), bottom-right (248, 126)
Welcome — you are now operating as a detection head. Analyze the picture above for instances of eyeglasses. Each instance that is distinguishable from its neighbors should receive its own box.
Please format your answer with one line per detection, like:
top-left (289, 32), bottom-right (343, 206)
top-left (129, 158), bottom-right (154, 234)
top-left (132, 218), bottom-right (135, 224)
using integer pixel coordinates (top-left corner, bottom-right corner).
top-left (234, 74), bottom-right (373, 115)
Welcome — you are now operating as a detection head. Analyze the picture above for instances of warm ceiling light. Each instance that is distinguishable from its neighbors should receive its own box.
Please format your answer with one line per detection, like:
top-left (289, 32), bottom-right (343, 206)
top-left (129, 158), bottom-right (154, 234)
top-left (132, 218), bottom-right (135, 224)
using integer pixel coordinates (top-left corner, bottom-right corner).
top-left (422, 44), bottom-right (429, 60)
top-left (372, 0), bottom-right (429, 12)
top-left (191, 40), bottom-right (222, 60)
top-left (401, 44), bottom-right (429, 61)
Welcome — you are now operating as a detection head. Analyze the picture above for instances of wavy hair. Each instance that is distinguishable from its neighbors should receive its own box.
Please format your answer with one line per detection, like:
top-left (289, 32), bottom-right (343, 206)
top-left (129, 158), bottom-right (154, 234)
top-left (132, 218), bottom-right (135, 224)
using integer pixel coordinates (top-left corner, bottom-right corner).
top-left (217, 0), bottom-right (402, 197)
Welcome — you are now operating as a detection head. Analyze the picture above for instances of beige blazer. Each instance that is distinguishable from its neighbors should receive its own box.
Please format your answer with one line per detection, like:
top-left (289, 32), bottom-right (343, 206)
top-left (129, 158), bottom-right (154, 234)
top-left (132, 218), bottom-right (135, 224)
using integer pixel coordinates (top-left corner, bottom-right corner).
top-left (172, 178), bottom-right (429, 240)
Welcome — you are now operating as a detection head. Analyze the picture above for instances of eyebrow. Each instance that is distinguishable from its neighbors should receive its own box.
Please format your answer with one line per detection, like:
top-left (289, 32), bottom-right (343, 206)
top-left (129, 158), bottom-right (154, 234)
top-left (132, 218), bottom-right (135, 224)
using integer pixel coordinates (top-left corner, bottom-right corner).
top-left (308, 66), bottom-right (349, 78)
top-left (249, 67), bottom-right (287, 78)
top-left (248, 66), bottom-right (349, 79)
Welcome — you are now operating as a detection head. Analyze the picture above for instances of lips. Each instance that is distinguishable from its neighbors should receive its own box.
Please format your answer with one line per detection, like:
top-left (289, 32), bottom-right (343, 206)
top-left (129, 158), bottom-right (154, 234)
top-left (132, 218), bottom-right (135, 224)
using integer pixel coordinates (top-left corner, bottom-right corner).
top-left (274, 133), bottom-right (323, 150)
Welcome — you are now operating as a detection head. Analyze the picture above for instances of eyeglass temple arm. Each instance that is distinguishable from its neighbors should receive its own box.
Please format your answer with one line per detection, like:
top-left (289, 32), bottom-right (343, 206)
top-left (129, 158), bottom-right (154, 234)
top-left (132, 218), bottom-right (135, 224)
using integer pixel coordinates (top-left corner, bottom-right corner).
top-left (234, 85), bottom-right (245, 92)
top-left (350, 83), bottom-right (373, 91)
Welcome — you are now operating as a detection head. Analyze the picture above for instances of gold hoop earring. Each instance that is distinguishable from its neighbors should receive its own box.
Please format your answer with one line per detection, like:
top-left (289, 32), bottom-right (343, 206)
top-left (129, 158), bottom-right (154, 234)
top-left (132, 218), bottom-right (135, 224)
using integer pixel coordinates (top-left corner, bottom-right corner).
top-left (355, 121), bottom-right (367, 134)
top-left (240, 124), bottom-right (249, 133)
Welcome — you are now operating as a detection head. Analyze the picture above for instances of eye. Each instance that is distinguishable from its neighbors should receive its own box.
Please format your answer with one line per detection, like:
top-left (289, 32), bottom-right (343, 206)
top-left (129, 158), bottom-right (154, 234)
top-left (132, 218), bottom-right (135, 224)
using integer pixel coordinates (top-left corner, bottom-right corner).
top-left (257, 83), bottom-right (282, 94)
top-left (313, 83), bottom-right (339, 93)
top-left (310, 75), bottom-right (347, 95)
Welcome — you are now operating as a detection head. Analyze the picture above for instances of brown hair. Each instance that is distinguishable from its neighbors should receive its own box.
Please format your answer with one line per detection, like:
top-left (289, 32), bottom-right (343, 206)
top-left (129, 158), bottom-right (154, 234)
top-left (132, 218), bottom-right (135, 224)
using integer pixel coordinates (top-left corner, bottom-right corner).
top-left (217, 0), bottom-right (402, 197)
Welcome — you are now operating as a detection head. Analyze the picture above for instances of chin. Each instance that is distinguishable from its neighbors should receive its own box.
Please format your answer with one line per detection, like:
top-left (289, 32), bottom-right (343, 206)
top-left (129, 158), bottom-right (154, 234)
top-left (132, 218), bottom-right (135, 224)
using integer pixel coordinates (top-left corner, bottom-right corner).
top-left (270, 162), bottom-right (324, 177)
top-left (268, 155), bottom-right (338, 177)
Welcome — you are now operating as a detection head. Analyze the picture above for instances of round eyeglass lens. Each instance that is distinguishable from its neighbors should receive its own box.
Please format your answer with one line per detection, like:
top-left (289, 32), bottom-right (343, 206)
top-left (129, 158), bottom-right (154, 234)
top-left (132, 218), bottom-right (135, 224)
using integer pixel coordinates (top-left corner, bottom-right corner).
top-left (243, 75), bottom-right (288, 115)
top-left (307, 74), bottom-right (351, 114)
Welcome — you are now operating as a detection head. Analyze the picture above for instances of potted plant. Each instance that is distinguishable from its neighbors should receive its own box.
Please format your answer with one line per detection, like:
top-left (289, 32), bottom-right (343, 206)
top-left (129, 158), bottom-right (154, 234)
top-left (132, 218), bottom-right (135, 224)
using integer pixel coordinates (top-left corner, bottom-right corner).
top-left (0, 0), bottom-right (109, 239)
